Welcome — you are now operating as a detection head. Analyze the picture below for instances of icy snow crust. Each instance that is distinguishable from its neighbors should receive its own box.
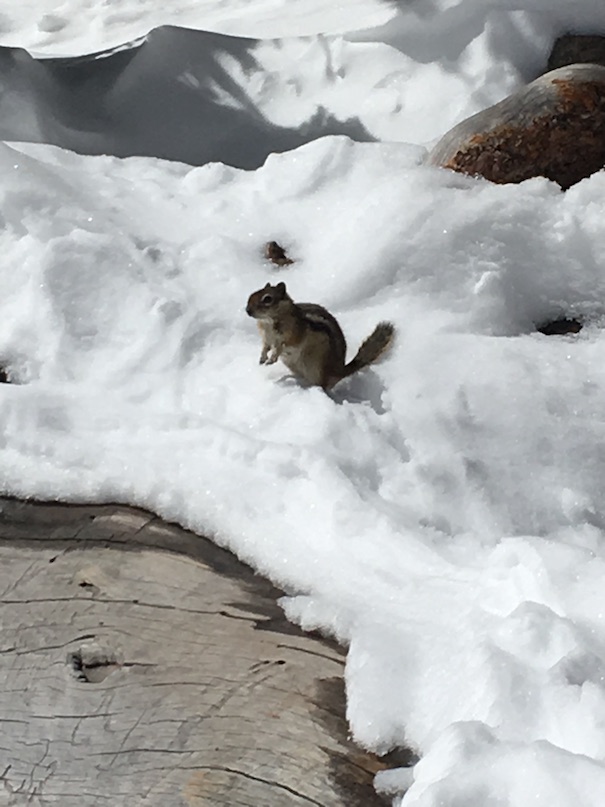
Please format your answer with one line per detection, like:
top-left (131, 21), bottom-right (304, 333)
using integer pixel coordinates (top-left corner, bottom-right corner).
top-left (3, 1), bottom-right (605, 806)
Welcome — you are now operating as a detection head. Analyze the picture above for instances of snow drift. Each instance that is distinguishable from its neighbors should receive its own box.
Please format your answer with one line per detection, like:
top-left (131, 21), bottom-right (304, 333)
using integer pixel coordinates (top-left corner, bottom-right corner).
top-left (0, 13), bottom-right (565, 167)
top-left (2, 132), bottom-right (605, 806)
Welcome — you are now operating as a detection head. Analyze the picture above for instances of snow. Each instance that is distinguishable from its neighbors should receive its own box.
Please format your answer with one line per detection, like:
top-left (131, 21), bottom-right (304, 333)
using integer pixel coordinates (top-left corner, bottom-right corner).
top-left (0, 23), bottom-right (545, 166)
top-left (0, 0), bottom-right (395, 55)
top-left (0, 2), bottom-right (579, 166)
top-left (2, 1), bottom-right (605, 806)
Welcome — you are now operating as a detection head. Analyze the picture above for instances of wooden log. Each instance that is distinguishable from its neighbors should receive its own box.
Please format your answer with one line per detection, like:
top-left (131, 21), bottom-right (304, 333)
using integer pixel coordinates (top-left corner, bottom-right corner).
top-left (428, 64), bottom-right (605, 189)
top-left (0, 498), bottom-right (410, 806)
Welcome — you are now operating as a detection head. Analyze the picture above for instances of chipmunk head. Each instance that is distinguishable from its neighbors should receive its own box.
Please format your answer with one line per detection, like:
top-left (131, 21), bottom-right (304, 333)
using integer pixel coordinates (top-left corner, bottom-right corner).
top-left (246, 282), bottom-right (289, 319)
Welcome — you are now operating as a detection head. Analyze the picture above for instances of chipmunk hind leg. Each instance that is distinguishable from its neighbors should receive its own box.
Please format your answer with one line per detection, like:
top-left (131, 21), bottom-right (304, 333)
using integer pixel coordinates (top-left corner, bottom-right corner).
top-left (320, 358), bottom-right (349, 391)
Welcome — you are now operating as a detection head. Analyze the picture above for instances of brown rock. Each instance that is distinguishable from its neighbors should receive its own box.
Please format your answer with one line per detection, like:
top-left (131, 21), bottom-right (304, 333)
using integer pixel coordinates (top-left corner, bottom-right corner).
top-left (428, 64), bottom-right (605, 190)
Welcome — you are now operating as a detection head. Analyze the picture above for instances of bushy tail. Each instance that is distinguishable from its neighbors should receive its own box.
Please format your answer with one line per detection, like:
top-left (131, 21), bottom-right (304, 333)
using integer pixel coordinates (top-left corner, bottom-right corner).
top-left (343, 321), bottom-right (395, 378)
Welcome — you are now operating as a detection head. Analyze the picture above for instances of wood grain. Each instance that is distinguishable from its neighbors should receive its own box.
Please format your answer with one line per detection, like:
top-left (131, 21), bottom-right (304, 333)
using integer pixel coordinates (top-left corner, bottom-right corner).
top-left (0, 498), bottom-right (410, 806)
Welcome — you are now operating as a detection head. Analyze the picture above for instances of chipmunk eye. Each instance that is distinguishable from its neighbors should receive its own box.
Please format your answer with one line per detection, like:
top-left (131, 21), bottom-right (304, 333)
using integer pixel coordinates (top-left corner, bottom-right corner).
top-left (261, 294), bottom-right (273, 305)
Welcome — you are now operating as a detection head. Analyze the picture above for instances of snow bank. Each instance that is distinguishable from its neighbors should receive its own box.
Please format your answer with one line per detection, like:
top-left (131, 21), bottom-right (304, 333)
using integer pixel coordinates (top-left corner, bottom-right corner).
top-left (4, 0), bottom-right (605, 60)
top-left (0, 2), bottom-right (596, 167)
top-left (0, 0), bottom-right (395, 55)
top-left (2, 133), bottom-right (605, 805)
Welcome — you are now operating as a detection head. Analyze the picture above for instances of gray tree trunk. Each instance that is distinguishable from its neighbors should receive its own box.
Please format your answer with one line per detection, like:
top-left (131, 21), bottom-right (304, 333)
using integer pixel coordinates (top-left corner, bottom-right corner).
top-left (0, 498), bottom-right (408, 806)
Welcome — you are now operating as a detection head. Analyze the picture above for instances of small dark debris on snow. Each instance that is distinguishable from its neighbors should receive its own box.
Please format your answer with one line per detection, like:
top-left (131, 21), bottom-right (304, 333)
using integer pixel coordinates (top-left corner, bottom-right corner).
top-left (0, 367), bottom-right (11, 383)
top-left (536, 318), bottom-right (583, 336)
top-left (265, 240), bottom-right (294, 266)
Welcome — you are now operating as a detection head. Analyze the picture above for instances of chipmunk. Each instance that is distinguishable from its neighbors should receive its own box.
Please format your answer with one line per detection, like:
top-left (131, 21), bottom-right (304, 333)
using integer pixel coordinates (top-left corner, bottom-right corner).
top-left (246, 282), bottom-right (395, 390)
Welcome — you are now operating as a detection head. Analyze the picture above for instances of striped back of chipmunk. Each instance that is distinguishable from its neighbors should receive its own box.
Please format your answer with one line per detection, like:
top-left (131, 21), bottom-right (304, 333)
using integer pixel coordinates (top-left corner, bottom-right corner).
top-left (298, 303), bottom-right (347, 359)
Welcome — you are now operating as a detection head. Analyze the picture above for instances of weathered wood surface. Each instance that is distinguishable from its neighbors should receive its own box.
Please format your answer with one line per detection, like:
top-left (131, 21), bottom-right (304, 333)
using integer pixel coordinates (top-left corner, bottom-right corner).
top-left (428, 63), bottom-right (605, 189)
top-left (0, 498), bottom-right (407, 807)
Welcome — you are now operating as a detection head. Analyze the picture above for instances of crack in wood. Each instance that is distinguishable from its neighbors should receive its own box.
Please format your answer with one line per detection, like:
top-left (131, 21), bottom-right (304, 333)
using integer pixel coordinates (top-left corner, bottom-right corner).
top-left (185, 765), bottom-right (329, 807)
top-left (10, 634), bottom-right (97, 656)
top-left (0, 596), bottom-right (270, 621)
top-left (276, 643), bottom-right (343, 665)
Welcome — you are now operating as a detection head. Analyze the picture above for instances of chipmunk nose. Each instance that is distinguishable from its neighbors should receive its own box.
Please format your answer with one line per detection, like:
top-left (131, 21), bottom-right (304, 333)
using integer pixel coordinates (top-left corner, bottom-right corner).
top-left (245, 304), bottom-right (253, 316)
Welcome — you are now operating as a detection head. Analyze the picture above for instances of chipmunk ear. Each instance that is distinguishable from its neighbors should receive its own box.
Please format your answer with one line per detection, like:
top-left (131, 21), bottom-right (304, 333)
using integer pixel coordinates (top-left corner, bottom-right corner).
top-left (264, 282), bottom-right (271, 289)
top-left (275, 282), bottom-right (286, 296)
